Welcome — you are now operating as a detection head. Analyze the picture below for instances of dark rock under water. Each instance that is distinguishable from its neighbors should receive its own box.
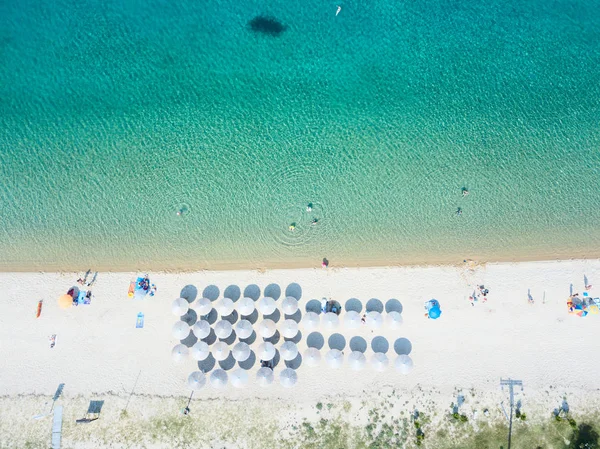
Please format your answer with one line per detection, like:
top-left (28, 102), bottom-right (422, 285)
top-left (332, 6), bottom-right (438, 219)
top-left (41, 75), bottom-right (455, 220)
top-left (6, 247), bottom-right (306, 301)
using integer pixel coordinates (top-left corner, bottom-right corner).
top-left (248, 16), bottom-right (287, 36)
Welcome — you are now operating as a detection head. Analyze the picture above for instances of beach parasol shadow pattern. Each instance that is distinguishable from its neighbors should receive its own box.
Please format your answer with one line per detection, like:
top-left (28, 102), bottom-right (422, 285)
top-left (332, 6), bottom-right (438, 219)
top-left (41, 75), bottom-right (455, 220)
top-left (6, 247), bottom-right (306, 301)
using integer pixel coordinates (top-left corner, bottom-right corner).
top-left (171, 286), bottom-right (413, 388)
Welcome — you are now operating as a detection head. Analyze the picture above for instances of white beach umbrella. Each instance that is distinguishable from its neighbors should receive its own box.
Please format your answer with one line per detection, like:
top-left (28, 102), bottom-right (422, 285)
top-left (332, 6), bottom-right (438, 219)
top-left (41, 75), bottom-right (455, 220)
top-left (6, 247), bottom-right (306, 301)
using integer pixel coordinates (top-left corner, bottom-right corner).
top-left (256, 367), bottom-right (274, 386)
top-left (212, 341), bottom-right (230, 362)
top-left (237, 297), bottom-right (255, 316)
top-left (171, 344), bottom-right (189, 363)
top-left (325, 349), bottom-right (344, 368)
top-left (230, 368), bottom-right (249, 388)
top-left (172, 321), bottom-right (190, 340)
top-left (395, 355), bottom-right (414, 375)
top-left (322, 312), bottom-right (340, 330)
top-left (192, 320), bottom-right (211, 339)
top-left (366, 311), bottom-right (383, 330)
top-left (232, 342), bottom-right (251, 362)
top-left (303, 347), bottom-right (321, 367)
top-left (210, 369), bottom-right (228, 389)
top-left (187, 371), bottom-right (207, 390)
top-left (371, 352), bottom-right (389, 372)
top-left (280, 319), bottom-right (299, 339)
top-left (257, 342), bottom-right (276, 361)
top-left (191, 341), bottom-right (210, 361)
top-left (301, 311), bottom-right (320, 330)
top-left (258, 319), bottom-right (277, 338)
top-left (386, 311), bottom-right (403, 329)
top-left (343, 310), bottom-right (362, 329)
top-left (258, 297), bottom-right (277, 315)
top-left (348, 351), bottom-right (367, 371)
top-left (282, 296), bottom-right (299, 315)
top-left (216, 298), bottom-right (235, 316)
top-left (280, 341), bottom-right (299, 361)
top-left (235, 319), bottom-right (253, 339)
top-left (194, 297), bottom-right (213, 316)
top-left (280, 368), bottom-right (298, 388)
top-left (172, 298), bottom-right (189, 316)
top-left (214, 320), bottom-right (233, 339)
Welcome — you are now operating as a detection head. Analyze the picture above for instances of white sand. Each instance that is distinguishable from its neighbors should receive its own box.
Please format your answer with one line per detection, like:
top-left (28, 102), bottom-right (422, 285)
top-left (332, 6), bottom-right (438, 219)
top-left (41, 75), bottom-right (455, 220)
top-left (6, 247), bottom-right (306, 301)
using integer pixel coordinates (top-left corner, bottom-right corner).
top-left (1, 260), bottom-right (600, 447)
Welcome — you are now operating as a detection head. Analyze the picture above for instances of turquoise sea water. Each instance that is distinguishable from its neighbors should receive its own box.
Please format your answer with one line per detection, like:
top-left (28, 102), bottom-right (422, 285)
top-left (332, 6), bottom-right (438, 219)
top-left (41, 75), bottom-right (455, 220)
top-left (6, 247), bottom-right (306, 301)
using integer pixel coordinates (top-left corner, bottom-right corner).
top-left (1, 0), bottom-right (600, 270)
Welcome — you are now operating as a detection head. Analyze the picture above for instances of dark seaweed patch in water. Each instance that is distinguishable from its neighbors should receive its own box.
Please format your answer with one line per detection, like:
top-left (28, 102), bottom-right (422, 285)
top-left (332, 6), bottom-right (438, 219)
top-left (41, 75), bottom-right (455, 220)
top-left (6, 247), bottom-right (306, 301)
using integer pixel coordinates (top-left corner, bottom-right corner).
top-left (249, 16), bottom-right (287, 36)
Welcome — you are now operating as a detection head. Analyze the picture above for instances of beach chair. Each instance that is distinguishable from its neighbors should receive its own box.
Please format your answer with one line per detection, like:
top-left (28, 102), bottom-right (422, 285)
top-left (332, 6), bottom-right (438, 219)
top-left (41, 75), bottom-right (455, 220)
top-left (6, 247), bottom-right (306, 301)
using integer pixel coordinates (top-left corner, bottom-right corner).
top-left (75, 400), bottom-right (104, 424)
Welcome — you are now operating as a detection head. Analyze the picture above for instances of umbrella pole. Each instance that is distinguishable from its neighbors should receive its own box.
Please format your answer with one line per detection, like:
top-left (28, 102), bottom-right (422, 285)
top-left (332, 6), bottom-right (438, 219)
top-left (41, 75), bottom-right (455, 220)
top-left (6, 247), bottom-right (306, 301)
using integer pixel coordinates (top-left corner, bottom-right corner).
top-left (183, 391), bottom-right (194, 415)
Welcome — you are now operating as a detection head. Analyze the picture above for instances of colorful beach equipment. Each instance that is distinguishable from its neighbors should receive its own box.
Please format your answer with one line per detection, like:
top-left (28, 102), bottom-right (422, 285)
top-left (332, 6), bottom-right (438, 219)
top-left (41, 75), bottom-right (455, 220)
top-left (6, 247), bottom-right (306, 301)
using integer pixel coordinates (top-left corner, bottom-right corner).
top-left (57, 294), bottom-right (73, 309)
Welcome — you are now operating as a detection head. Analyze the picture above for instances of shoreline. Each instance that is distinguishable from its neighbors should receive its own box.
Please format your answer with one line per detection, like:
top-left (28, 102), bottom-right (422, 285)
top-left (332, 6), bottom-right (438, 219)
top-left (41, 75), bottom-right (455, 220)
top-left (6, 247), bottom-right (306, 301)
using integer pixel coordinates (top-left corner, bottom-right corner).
top-left (1, 251), bottom-right (600, 273)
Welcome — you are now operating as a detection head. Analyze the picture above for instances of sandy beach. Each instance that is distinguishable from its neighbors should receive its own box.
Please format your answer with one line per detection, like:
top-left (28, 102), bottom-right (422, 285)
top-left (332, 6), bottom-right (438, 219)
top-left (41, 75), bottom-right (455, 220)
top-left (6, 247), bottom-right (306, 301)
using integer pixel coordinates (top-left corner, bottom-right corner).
top-left (1, 259), bottom-right (600, 448)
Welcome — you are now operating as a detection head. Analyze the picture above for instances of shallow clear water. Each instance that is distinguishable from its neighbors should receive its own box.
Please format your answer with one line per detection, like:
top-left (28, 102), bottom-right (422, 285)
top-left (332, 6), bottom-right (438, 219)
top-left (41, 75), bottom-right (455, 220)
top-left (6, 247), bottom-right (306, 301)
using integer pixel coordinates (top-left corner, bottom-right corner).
top-left (1, 0), bottom-right (600, 270)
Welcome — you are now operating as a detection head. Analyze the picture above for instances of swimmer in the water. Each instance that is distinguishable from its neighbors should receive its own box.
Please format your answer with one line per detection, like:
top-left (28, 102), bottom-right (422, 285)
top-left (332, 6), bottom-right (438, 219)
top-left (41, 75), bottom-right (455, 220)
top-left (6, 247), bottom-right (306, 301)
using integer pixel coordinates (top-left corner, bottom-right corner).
top-left (311, 218), bottom-right (318, 225)
top-left (462, 188), bottom-right (469, 197)
top-left (289, 223), bottom-right (296, 231)
top-left (306, 203), bottom-right (313, 212)
top-left (456, 207), bottom-right (462, 216)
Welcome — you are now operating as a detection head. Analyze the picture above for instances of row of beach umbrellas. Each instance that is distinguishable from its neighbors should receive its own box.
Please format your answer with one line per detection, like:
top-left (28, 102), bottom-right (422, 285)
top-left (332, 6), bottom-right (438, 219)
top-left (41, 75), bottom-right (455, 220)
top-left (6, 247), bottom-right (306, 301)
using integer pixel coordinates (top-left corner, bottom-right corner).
top-left (172, 297), bottom-right (403, 331)
top-left (172, 296), bottom-right (300, 318)
top-left (187, 366), bottom-right (298, 390)
top-left (172, 342), bottom-right (413, 373)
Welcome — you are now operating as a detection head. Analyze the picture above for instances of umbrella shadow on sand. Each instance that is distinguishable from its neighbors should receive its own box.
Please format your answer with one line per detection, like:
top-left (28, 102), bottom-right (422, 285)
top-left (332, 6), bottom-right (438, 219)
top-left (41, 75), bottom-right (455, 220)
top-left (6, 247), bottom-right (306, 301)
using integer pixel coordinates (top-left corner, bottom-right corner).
top-left (239, 351), bottom-right (257, 370)
top-left (372, 336), bottom-right (389, 353)
top-left (264, 309), bottom-right (281, 323)
top-left (203, 285), bottom-right (220, 301)
top-left (285, 353), bottom-right (302, 370)
top-left (180, 285), bottom-right (198, 303)
top-left (240, 330), bottom-right (257, 345)
top-left (305, 300), bottom-right (322, 314)
top-left (366, 298), bottom-right (384, 313)
top-left (198, 354), bottom-right (216, 372)
top-left (394, 338), bottom-right (412, 355)
top-left (244, 284), bottom-right (261, 301)
top-left (350, 336), bottom-right (367, 353)
top-left (285, 309), bottom-right (302, 323)
top-left (219, 354), bottom-right (237, 371)
top-left (264, 284), bottom-right (281, 300)
top-left (328, 333), bottom-right (346, 351)
top-left (224, 285), bottom-right (241, 302)
top-left (285, 283), bottom-right (302, 300)
top-left (307, 332), bottom-right (324, 349)
top-left (284, 331), bottom-right (302, 344)
top-left (385, 299), bottom-right (403, 314)
top-left (345, 298), bottom-right (362, 313)
top-left (181, 309), bottom-right (198, 326)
